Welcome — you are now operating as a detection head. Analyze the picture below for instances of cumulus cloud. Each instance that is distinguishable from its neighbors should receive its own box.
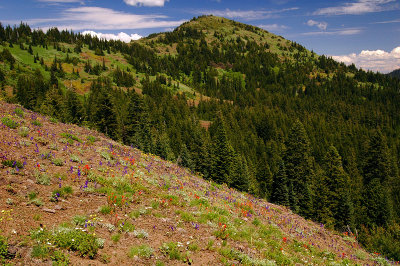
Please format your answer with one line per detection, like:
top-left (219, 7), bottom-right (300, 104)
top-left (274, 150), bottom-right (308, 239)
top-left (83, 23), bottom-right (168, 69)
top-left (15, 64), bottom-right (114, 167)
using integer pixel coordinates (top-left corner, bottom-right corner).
top-left (10, 6), bottom-right (185, 31)
top-left (332, 47), bottom-right (400, 73)
top-left (82, 31), bottom-right (142, 42)
top-left (259, 24), bottom-right (288, 32)
top-left (123, 0), bottom-right (168, 7)
top-left (307, 19), bottom-right (327, 31)
top-left (314, 0), bottom-right (398, 15)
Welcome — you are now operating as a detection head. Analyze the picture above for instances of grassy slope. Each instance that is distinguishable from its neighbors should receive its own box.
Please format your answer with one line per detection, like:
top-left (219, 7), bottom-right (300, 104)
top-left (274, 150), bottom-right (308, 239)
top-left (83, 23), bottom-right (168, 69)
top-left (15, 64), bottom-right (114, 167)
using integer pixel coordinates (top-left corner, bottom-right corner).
top-left (0, 102), bottom-right (393, 265)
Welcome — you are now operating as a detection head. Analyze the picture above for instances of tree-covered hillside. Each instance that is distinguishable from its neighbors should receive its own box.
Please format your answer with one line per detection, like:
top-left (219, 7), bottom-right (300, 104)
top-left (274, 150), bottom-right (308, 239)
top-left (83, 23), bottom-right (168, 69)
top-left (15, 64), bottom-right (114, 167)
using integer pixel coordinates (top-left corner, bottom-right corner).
top-left (388, 68), bottom-right (400, 79)
top-left (1, 15), bottom-right (400, 260)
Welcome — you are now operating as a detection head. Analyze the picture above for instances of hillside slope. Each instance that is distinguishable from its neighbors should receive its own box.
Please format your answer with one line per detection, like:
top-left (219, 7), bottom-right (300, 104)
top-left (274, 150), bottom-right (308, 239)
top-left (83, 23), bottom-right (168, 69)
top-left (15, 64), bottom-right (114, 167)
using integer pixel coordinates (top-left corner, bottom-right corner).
top-left (0, 101), bottom-right (390, 265)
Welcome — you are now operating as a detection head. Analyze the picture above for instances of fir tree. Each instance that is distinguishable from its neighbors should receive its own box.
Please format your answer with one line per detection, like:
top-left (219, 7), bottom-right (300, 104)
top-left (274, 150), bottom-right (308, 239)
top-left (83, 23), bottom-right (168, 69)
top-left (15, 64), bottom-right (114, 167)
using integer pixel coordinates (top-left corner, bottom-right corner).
top-left (284, 120), bottom-right (315, 218)
top-left (271, 162), bottom-right (289, 206)
top-left (210, 113), bottom-right (235, 185)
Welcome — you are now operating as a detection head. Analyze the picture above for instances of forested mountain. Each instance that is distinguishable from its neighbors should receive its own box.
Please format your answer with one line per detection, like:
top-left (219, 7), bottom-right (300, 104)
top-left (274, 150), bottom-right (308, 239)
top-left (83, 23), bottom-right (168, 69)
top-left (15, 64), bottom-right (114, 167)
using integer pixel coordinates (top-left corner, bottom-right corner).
top-left (388, 68), bottom-right (400, 79)
top-left (1, 15), bottom-right (400, 260)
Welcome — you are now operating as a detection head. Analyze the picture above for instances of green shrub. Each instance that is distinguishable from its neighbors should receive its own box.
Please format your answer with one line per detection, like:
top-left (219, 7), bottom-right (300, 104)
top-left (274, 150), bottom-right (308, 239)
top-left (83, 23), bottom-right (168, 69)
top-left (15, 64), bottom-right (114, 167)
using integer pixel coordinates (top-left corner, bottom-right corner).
top-left (129, 244), bottom-right (154, 258)
top-left (14, 107), bottom-right (24, 118)
top-left (32, 119), bottom-right (42, 127)
top-left (31, 227), bottom-right (99, 258)
top-left (72, 215), bottom-right (87, 226)
top-left (99, 205), bottom-right (112, 215)
top-left (111, 233), bottom-right (121, 243)
top-left (119, 221), bottom-right (135, 233)
top-left (49, 117), bottom-right (58, 123)
top-left (0, 236), bottom-right (9, 260)
top-left (60, 132), bottom-right (81, 143)
top-left (28, 191), bottom-right (37, 200)
top-left (87, 135), bottom-right (97, 144)
top-left (160, 242), bottom-right (182, 260)
top-left (18, 126), bottom-right (29, 137)
top-left (30, 198), bottom-right (43, 207)
top-left (51, 158), bottom-right (64, 166)
top-left (51, 250), bottom-right (70, 265)
top-left (1, 160), bottom-right (23, 169)
top-left (35, 172), bottom-right (51, 185)
top-left (70, 155), bottom-right (80, 162)
top-left (1, 116), bottom-right (18, 129)
top-left (31, 244), bottom-right (49, 259)
top-left (51, 186), bottom-right (73, 200)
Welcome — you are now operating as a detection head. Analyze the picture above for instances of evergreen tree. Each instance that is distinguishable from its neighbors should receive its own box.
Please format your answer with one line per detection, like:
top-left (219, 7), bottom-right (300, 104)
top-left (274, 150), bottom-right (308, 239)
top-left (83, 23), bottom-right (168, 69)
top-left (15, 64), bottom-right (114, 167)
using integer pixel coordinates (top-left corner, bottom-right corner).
top-left (284, 120), bottom-right (315, 218)
top-left (323, 146), bottom-right (353, 228)
top-left (362, 131), bottom-right (393, 227)
top-left (363, 130), bottom-right (392, 184)
top-left (271, 162), bottom-right (289, 206)
top-left (178, 144), bottom-right (194, 169)
top-left (210, 113), bottom-right (235, 185)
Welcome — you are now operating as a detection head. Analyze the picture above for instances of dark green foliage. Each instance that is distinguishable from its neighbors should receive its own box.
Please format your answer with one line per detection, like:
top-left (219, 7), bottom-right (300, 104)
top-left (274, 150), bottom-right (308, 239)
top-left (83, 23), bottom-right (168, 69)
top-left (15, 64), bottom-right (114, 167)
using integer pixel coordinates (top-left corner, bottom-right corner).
top-left (1, 117), bottom-right (18, 129)
top-left (178, 144), bottom-right (194, 169)
top-left (2, 159), bottom-right (23, 169)
top-left (113, 67), bottom-right (135, 87)
top-left (271, 162), bottom-right (289, 206)
top-left (32, 227), bottom-right (99, 258)
top-left (0, 236), bottom-right (9, 260)
top-left (359, 224), bottom-right (400, 261)
top-left (209, 114), bottom-right (235, 185)
top-left (362, 131), bottom-right (394, 227)
top-left (283, 120), bottom-right (314, 218)
top-left (318, 146), bottom-right (353, 228)
top-left (363, 130), bottom-right (392, 184)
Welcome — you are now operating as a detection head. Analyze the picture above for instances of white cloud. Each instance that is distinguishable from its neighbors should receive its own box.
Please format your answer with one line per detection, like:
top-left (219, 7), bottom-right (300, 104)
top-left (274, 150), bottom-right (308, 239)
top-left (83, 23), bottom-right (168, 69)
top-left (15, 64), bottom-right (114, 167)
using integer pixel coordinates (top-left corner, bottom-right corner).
top-left (198, 7), bottom-right (299, 21)
top-left (37, 0), bottom-right (83, 2)
top-left (10, 6), bottom-right (185, 31)
top-left (332, 46), bottom-right (400, 73)
top-left (82, 31), bottom-right (142, 42)
top-left (259, 24), bottom-right (288, 32)
top-left (123, 0), bottom-right (168, 7)
top-left (301, 28), bottom-right (362, 36)
top-left (307, 19), bottom-right (327, 31)
top-left (314, 0), bottom-right (398, 16)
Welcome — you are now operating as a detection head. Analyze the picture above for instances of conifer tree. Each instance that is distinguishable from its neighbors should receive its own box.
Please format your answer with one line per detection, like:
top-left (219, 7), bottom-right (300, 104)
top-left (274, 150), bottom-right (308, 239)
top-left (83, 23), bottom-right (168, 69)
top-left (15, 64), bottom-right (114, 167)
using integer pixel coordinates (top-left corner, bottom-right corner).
top-left (271, 162), bottom-right (289, 206)
top-left (362, 131), bottom-right (393, 226)
top-left (178, 144), bottom-right (194, 169)
top-left (210, 113), bottom-right (235, 185)
top-left (323, 146), bottom-right (353, 228)
top-left (284, 120), bottom-right (315, 218)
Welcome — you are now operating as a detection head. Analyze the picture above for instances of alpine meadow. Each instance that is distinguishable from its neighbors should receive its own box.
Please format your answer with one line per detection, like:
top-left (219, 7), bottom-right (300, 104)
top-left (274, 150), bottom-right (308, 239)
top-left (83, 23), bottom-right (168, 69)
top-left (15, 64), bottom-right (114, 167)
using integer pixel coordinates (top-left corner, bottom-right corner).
top-left (0, 14), bottom-right (400, 265)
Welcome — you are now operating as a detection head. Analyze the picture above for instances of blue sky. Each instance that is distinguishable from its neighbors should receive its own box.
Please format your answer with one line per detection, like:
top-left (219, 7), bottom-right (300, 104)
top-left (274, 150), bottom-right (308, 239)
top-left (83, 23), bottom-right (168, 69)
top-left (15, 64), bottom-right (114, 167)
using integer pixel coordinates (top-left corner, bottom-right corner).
top-left (0, 0), bottom-right (399, 73)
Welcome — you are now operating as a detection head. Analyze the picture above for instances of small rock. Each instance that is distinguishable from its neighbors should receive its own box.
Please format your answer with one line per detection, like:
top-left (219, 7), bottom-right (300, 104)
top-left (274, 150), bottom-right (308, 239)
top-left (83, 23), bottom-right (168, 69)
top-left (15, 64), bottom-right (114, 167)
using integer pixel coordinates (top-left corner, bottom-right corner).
top-left (26, 179), bottom-right (35, 184)
top-left (42, 208), bottom-right (56, 214)
top-left (54, 205), bottom-right (63, 210)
